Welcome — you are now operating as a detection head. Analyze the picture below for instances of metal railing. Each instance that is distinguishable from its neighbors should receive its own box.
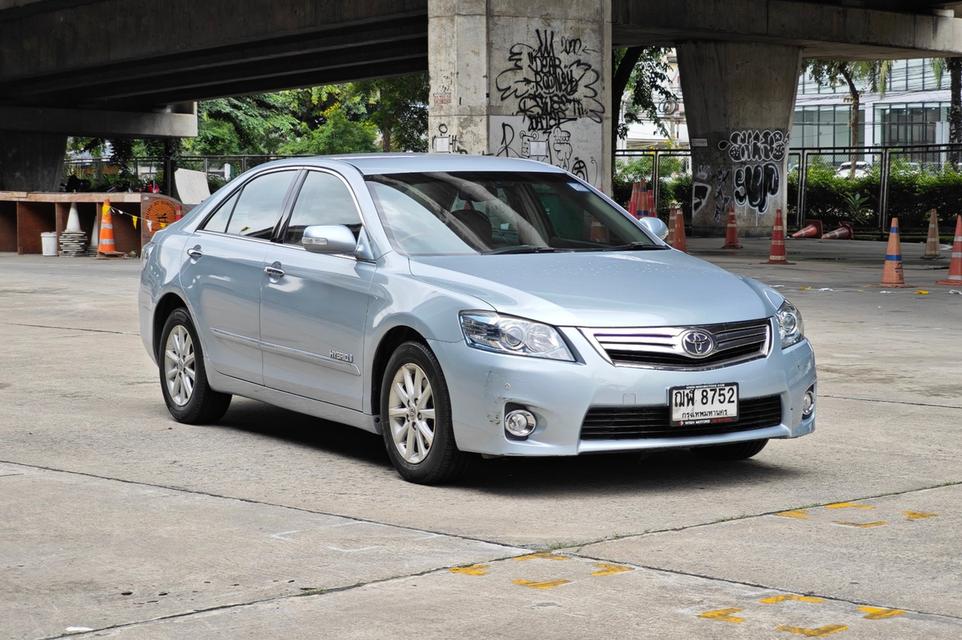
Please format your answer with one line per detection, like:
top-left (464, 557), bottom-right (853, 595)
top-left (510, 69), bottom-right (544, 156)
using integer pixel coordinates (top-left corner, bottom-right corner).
top-left (616, 143), bottom-right (962, 232)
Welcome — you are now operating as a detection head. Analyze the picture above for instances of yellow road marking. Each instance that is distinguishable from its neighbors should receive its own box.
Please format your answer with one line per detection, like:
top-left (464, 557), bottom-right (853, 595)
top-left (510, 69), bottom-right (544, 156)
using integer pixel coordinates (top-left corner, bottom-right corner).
top-left (833, 520), bottom-right (888, 528)
top-left (760, 594), bottom-right (825, 605)
top-left (591, 562), bottom-right (633, 577)
top-left (859, 606), bottom-right (906, 620)
top-left (698, 608), bottom-right (745, 623)
top-left (449, 564), bottom-right (489, 576)
top-left (512, 578), bottom-right (570, 590)
top-left (904, 511), bottom-right (938, 521)
top-left (776, 623), bottom-right (848, 637)
top-left (513, 551), bottom-right (568, 562)
top-left (824, 502), bottom-right (875, 510)
top-left (776, 509), bottom-right (811, 520)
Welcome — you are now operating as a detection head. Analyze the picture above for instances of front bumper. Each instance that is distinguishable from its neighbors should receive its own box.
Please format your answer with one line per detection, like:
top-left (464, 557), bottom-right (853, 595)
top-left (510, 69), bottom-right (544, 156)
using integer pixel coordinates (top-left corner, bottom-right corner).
top-left (429, 326), bottom-right (816, 456)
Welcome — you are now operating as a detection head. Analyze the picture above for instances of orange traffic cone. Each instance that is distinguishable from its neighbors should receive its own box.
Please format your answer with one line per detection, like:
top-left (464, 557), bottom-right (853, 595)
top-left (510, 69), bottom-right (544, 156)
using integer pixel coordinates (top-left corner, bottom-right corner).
top-left (922, 209), bottom-right (941, 259)
top-left (722, 206), bottom-right (741, 249)
top-left (670, 207), bottom-right (687, 252)
top-left (821, 222), bottom-right (854, 240)
top-left (936, 215), bottom-right (962, 286)
top-left (791, 219), bottom-right (823, 239)
top-left (767, 208), bottom-right (792, 264)
top-left (97, 200), bottom-right (123, 258)
top-left (880, 217), bottom-right (908, 287)
top-left (627, 181), bottom-right (640, 219)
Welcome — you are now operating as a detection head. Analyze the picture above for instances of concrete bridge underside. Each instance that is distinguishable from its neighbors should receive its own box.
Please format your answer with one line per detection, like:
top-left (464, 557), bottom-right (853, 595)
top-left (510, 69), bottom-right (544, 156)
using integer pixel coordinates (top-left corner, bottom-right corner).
top-left (4, 0), bottom-right (962, 226)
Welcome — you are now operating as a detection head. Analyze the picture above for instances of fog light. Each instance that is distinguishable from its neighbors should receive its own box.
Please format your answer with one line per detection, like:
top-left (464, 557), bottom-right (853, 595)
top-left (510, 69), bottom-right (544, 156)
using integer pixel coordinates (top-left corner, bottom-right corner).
top-left (802, 388), bottom-right (816, 418)
top-left (504, 409), bottom-right (537, 438)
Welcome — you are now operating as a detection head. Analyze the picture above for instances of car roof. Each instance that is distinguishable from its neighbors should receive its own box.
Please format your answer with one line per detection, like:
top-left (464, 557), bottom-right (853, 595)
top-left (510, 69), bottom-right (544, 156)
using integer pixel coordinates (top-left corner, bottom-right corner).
top-left (256, 153), bottom-right (568, 176)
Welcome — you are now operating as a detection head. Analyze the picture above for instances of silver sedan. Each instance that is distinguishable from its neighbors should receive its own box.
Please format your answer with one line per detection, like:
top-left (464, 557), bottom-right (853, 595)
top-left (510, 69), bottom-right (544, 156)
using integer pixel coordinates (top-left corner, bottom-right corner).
top-left (139, 154), bottom-right (816, 484)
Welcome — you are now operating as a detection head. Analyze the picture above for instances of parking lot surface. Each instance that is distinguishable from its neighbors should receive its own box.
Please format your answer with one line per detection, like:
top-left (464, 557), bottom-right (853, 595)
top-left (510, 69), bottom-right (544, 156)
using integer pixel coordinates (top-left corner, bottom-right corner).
top-left (2, 238), bottom-right (961, 639)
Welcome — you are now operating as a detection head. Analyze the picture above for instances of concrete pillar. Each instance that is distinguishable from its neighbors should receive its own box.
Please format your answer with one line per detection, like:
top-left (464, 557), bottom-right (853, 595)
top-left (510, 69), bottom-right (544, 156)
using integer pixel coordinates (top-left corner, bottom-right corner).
top-left (0, 131), bottom-right (67, 192)
top-left (677, 42), bottom-right (802, 235)
top-left (428, 0), bottom-right (612, 193)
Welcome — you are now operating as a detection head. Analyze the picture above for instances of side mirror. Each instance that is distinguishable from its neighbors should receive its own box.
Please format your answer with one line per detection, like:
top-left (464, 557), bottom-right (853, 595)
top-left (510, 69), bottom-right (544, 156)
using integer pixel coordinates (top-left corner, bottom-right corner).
top-left (638, 216), bottom-right (669, 241)
top-left (302, 225), bottom-right (358, 255)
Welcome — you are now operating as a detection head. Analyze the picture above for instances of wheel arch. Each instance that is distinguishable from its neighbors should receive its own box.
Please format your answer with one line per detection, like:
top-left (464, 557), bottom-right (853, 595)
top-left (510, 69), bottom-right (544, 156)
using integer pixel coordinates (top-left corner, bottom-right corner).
top-left (370, 326), bottom-right (431, 422)
top-left (153, 292), bottom-right (189, 360)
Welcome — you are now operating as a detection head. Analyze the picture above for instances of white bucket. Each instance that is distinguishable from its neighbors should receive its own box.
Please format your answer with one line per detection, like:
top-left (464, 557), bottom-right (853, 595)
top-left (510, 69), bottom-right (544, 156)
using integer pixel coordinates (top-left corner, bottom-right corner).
top-left (41, 232), bottom-right (58, 256)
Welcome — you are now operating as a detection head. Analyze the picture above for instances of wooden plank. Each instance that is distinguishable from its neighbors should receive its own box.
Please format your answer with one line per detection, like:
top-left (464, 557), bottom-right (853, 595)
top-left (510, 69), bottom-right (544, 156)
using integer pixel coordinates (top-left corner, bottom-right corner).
top-left (0, 191), bottom-right (142, 204)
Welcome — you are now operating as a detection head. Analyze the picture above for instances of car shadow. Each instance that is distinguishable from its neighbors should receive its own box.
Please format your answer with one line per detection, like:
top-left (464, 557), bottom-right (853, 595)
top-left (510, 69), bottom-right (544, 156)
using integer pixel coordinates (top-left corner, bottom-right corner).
top-left (214, 399), bottom-right (807, 497)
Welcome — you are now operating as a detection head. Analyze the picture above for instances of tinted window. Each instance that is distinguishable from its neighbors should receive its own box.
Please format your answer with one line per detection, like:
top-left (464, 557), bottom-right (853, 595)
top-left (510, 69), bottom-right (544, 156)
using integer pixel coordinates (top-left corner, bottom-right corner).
top-left (201, 191), bottom-right (239, 233)
top-left (284, 171), bottom-right (361, 245)
top-left (225, 171), bottom-right (295, 239)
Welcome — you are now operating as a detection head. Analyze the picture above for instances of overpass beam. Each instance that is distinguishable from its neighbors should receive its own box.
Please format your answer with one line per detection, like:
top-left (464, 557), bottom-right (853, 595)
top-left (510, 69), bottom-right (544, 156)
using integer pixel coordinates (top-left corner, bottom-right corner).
top-left (0, 131), bottom-right (66, 192)
top-left (677, 41), bottom-right (802, 235)
top-left (428, 0), bottom-right (612, 192)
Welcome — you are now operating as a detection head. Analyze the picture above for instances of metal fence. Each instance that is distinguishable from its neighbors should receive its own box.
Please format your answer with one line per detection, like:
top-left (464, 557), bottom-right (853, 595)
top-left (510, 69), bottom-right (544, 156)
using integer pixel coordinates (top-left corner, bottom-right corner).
top-left (616, 143), bottom-right (962, 233)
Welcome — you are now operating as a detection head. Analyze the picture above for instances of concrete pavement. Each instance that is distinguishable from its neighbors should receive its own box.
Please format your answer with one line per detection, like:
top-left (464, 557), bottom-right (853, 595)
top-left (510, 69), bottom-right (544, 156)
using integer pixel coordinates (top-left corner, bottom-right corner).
top-left (1, 239), bottom-right (961, 639)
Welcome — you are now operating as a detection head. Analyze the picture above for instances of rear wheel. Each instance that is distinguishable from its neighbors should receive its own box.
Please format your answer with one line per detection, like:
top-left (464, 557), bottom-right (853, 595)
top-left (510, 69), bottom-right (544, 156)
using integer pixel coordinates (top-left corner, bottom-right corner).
top-left (159, 308), bottom-right (231, 424)
top-left (691, 439), bottom-right (768, 461)
top-left (380, 341), bottom-right (468, 484)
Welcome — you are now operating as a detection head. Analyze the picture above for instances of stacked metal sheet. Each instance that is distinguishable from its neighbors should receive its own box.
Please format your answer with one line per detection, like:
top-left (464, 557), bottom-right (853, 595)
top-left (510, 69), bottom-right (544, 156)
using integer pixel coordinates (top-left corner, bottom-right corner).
top-left (59, 231), bottom-right (88, 257)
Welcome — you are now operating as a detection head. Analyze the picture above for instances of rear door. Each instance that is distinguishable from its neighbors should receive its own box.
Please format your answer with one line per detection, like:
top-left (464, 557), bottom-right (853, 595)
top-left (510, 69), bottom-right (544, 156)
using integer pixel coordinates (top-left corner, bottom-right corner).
top-left (260, 169), bottom-right (376, 409)
top-left (179, 169), bottom-right (297, 384)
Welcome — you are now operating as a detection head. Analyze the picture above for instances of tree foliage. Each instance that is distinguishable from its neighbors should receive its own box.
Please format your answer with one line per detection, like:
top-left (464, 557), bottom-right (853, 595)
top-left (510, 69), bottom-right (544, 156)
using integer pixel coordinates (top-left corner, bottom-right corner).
top-left (611, 47), bottom-right (677, 146)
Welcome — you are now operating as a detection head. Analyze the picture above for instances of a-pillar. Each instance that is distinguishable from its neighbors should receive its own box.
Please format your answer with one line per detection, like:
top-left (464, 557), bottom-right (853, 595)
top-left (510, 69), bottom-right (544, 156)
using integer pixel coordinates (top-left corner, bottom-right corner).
top-left (428, 0), bottom-right (612, 193)
top-left (677, 42), bottom-right (802, 236)
top-left (0, 131), bottom-right (67, 192)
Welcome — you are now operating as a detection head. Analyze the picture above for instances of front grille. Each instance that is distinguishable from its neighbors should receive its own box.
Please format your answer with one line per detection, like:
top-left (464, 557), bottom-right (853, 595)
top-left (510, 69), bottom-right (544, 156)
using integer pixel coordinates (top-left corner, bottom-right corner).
top-left (582, 319), bottom-right (771, 369)
top-left (580, 395), bottom-right (782, 440)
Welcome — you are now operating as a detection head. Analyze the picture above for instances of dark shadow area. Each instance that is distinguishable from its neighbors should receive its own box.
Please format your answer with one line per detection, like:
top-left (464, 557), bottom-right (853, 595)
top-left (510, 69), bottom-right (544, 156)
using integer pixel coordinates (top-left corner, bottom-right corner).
top-left (210, 398), bottom-right (807, 498)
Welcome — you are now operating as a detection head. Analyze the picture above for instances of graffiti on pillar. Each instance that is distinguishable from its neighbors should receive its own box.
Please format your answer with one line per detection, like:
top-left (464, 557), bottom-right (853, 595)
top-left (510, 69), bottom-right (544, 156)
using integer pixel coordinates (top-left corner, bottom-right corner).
top-left (432, 123), bottom-right (468, 154)
top-left (693, 166), bottom-right (712, 217)
top-left (719, 129), bottom-right (787, 217)
top-left (491, 29), bottom-right (603, 183)
top-left (713, 168), bottom-right (732, 222)
top-left (496, 29), bottom-right (604, 132)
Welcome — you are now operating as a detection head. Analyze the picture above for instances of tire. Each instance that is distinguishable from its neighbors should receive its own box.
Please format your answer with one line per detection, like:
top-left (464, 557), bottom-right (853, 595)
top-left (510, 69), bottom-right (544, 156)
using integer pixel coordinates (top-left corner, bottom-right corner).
top-left (691, 439), bottom-right (768, 461)
top-left (380, 341), bottom-right (468, 484)
top-left (158, 308), bottom-right (232, 424)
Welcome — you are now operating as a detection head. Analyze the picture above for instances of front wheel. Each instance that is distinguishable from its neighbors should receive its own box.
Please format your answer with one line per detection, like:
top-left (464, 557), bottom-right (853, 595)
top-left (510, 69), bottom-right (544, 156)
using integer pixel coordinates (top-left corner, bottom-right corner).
top-left (380, 341), bottom-right (468, 484)
top-left (690, 439), bottom-right (768, 461)
top-left (159, 308), bottom-right (232, 424)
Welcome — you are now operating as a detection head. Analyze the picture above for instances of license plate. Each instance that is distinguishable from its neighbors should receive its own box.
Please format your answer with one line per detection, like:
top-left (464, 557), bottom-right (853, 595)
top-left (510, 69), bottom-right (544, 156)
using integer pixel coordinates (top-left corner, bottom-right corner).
top-left (670, 383), bottom-right (739, 426)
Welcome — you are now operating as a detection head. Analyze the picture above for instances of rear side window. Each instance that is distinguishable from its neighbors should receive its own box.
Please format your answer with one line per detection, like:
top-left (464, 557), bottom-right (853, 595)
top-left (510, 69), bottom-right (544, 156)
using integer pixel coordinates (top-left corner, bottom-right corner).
top-left (284, 171), bottom-right (361, 245)
top-left (224, 170), bottom-right (296, 239)
top-left (200, 191), bottom-right (239, 233)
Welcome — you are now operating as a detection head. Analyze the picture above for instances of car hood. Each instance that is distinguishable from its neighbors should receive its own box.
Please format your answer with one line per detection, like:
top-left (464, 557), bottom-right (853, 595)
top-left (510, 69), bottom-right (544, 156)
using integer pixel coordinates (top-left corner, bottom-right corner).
top-left (409, 250), bottom-right (777, 327)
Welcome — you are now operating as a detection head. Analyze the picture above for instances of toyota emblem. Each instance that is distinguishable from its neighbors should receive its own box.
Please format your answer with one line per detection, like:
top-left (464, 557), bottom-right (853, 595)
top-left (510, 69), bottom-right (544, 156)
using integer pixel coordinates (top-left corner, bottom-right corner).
top-left (681, 330), bottom-right (716, 357)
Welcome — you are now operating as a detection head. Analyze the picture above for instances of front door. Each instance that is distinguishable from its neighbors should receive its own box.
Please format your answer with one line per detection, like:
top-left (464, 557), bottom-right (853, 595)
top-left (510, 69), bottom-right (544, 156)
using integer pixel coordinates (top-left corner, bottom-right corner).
top-left (260, 170), bottom-right (375, 410)
top-left (179, 169), bottom-right (297, 384)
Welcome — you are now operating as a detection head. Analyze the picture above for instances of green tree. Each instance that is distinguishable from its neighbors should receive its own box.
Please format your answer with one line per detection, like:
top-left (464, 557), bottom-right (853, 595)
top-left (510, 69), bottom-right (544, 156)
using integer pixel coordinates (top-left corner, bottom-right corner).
top-left (350, 73), bottom-right (429, 151)
top-left (932, 57), bottom-right (962, 165)
top-left (803, 60), bottom-right (891, 176)
top-left (611, 47), bottom-right (677, 149)
top-left (183, 94), bottom-right (298, 155)
top-left (279, 103), bottom-right (378, 155)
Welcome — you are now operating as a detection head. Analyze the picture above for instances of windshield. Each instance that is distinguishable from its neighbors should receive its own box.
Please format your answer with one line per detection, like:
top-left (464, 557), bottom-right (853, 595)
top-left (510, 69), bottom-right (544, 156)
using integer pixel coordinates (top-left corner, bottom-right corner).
top-left (364, 171), bottom-right (660, 256)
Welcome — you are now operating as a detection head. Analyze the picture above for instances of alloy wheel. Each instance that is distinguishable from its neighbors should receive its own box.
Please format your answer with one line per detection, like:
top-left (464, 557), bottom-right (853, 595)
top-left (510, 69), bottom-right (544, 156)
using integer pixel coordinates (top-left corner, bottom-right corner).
top-left (164, 325), bottom-right (196, 406)
top-left (387, 362), bottom-right (436, 464)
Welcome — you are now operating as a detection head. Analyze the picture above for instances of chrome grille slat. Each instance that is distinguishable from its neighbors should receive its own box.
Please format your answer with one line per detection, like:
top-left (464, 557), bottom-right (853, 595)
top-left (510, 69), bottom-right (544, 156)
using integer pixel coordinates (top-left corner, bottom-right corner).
top-left (582, 319), bottom-right (771, 370)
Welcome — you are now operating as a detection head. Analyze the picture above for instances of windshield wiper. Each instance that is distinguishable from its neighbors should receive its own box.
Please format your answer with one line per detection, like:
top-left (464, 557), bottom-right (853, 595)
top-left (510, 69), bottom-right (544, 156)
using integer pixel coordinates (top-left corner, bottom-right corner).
top-left (487, 245), bottom-right (558, 255)
top-left (604, 242), bottom-right (669, 251)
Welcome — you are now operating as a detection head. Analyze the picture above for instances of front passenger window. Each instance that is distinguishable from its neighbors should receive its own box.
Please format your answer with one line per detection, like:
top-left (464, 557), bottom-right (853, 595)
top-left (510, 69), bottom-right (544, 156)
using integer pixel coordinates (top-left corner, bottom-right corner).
top-left (225, 170), bottom-right (296, 239)
top-left (284, 171), bottom-right (362, 245)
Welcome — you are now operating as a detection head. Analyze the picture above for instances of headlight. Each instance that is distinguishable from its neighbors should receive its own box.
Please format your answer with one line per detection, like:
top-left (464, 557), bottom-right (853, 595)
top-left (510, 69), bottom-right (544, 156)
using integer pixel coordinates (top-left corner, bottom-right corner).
top-left (459, 311), bottom-right (574, 361)
top-left (777, 300), bottom-right (805, 348)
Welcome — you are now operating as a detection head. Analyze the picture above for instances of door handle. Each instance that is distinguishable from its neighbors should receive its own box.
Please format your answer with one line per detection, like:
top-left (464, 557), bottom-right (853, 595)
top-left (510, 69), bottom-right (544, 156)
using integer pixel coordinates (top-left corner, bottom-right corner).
top-left (187, 246), bottom-right (203, 259)
top-left (264, 262), bottom-right (285, 279)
